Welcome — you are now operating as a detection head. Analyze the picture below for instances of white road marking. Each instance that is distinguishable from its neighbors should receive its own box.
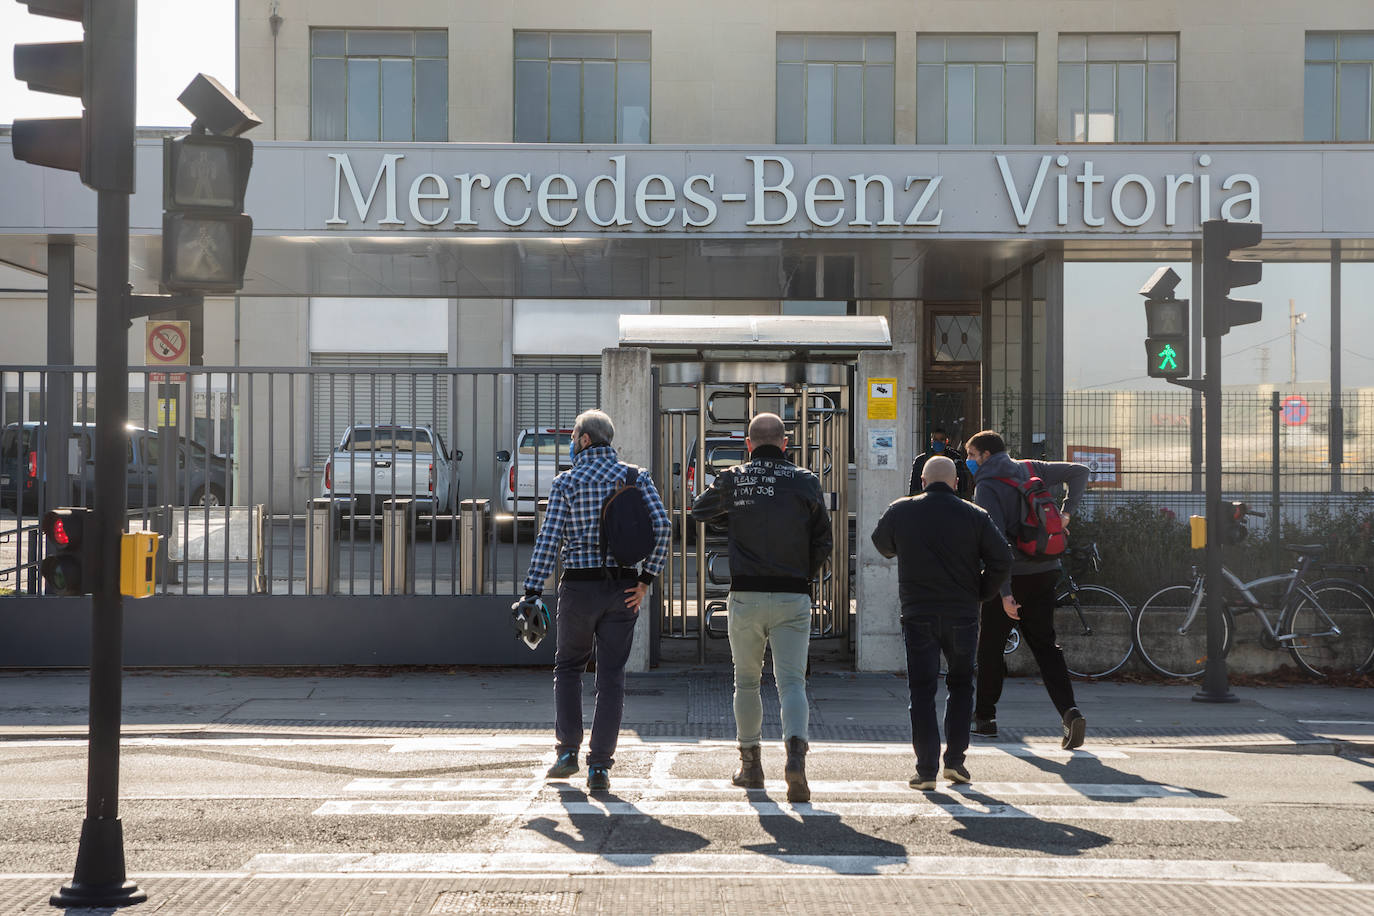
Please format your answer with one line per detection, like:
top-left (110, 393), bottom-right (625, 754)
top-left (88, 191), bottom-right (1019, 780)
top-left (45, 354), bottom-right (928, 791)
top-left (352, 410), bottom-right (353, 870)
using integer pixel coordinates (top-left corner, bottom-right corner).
top-left (312, 799), bottom-right (1238, 821)
top-left (648, 748), bottom-right (678, 784)
top-left (1298, 720), bottom-right (1374, 725)
top-left (239, 852), bottom-right (1349, 884)
top-left (384, 736), bottom-right (1131, 759)
top-left (343, 777), bottom-right (1197, 798)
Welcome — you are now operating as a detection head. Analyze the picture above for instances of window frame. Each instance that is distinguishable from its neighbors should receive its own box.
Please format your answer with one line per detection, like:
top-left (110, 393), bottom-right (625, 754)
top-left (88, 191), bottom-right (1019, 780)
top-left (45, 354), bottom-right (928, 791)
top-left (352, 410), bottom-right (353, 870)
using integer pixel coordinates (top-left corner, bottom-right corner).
top-left (775, 32), bottom-right (896, 145)
top-left (1305, 31), bottom-right (1374, 141)
top-left (512, 30), bottom-right (653, 143)
top-left (915, 33), bottom-right (1037, 145)
top-left (1056, 32), bottom-right (1178, 142)
top-left (309, 27), bottom-right (449, 142)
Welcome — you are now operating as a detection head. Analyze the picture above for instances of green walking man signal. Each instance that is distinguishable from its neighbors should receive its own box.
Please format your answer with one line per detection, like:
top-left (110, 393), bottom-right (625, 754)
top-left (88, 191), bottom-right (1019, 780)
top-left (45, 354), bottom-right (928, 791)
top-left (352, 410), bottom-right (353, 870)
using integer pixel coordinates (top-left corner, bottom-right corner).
top-left (1157, 343), bottom-right (1180, 372)
top-left (1139, 267), bottom-right (1190, 379)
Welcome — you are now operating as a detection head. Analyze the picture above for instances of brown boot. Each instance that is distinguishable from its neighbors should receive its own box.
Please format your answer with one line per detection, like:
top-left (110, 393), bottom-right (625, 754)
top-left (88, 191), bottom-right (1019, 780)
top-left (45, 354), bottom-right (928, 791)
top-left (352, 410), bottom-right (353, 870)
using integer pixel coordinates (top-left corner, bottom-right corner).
top-left (784, 736), bottom-right (810, 803)
top-left (731, 744), bottom-right (764, 789)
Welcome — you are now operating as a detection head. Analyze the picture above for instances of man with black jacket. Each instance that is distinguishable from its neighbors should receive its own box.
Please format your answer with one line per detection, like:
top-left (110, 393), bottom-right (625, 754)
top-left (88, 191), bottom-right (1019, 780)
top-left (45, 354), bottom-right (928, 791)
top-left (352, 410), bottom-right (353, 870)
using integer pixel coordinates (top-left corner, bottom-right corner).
top-left (692, 413), bottom-right (831, 803)
top-left (964, 429), bottom-right (1091, 750)
top-left (871, 456), bottom-right (1013, 790)
top-left (909, 427), bottom-right (972, 498)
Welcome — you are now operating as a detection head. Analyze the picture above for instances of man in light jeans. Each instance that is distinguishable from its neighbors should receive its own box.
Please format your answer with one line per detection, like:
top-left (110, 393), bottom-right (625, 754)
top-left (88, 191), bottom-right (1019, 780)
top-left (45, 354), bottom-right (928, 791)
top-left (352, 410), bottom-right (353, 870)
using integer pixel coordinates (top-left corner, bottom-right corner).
top-left (691, 413), bottom-right (832, 802)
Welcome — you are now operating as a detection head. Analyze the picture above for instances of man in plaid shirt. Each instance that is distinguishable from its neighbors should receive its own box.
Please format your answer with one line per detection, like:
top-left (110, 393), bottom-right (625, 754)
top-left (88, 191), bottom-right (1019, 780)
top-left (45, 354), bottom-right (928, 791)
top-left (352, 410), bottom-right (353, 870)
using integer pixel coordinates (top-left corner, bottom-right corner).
top-left (524, 409), bottom-right (670, 793)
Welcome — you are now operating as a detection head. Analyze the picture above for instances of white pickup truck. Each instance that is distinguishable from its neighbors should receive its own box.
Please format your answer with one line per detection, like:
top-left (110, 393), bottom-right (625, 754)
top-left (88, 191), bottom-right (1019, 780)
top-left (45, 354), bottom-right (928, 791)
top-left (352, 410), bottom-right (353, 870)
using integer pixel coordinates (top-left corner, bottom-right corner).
top-left (322, 425), bottom-right (461, 534)
top-left (495, 427), bottom-right (574, 538)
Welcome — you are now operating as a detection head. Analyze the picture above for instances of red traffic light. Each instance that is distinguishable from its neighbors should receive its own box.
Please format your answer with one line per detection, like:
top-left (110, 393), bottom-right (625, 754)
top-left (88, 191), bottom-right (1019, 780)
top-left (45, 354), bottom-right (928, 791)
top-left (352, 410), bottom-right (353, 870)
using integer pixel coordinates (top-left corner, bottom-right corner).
top-left (40, 507), bottom-right (94, 596)
top-left (51, 518), bottom-right (71, 545)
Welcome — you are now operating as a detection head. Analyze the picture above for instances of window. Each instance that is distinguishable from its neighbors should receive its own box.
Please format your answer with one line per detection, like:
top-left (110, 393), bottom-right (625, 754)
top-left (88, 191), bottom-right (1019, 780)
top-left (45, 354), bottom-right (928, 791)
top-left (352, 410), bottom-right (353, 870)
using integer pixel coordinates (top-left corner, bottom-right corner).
top-left (311, 29), bottom-right (448, 141)
top-left (1306, 32), bottom-right (1374, 141)
top-left (1057, 33), bottom-right (1176, 141)
top-left (916, 34), bottom-right (1035, 144)
top-left (776, 34), bottom-right (895, 144)
top-left (514, 31), bottom-right (651, 142)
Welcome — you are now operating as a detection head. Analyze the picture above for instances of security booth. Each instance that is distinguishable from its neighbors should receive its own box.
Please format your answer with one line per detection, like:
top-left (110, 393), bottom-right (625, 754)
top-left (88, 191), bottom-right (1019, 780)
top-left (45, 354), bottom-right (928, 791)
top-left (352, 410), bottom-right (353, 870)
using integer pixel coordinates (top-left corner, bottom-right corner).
top-left (616, 314), bottom-right (892, 666)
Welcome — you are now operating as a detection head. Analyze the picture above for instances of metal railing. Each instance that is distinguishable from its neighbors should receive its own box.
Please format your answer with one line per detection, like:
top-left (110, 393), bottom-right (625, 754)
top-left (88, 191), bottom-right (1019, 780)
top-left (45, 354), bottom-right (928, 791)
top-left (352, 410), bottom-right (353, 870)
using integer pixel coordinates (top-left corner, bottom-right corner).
top-left (2, 364), bottom-right (601, 597)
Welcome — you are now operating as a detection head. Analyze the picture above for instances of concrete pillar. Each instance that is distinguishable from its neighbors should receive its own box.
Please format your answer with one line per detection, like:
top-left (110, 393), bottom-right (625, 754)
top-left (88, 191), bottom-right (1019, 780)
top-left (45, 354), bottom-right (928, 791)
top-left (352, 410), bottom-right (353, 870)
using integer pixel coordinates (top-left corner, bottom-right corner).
top-left (855, 348), bottom-right (910, 673)
top-left (890, 301), bottom-right (918, 456)
top-left (602, 346), bottom-right (653, 673)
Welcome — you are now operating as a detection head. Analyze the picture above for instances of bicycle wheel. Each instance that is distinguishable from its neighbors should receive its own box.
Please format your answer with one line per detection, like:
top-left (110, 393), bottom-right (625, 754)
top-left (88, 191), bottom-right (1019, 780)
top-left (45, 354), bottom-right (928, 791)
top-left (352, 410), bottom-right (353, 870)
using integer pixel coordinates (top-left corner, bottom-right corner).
top-left (1055, 585), bottom-right (1135, 678)
top-left (1284, 578), bottom-right (1374, 677)
top-left (1134, 584), bottom-right (1229, 679)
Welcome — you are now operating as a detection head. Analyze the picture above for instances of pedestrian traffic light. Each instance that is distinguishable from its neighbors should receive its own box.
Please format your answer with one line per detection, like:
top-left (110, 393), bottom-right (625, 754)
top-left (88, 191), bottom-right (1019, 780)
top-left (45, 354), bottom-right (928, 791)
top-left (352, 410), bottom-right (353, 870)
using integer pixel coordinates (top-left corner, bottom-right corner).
top-left (1139, 266), bottom-right (1190, 379)
top-left (1202, 219), bottom-right (1263, 338)
top-left (10, 0), bottom-right (137, 193)
top-left (160, 75), bottom-right (261, 294)
top-left (39, 507), bottom-right (96, 596)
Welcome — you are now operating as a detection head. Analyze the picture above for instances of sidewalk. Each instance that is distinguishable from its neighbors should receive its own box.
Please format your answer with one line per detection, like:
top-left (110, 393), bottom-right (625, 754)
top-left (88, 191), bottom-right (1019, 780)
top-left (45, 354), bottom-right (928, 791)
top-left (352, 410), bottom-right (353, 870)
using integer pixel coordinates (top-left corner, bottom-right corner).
top-left (0, 666), bottom-right (1369, 752)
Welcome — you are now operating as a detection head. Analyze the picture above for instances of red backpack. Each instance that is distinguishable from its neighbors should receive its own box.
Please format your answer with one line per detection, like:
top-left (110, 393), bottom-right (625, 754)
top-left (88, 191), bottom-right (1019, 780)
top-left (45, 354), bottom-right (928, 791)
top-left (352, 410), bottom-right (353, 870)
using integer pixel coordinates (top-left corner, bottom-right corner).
top-left (995, 460), bottom-right (1068, 559)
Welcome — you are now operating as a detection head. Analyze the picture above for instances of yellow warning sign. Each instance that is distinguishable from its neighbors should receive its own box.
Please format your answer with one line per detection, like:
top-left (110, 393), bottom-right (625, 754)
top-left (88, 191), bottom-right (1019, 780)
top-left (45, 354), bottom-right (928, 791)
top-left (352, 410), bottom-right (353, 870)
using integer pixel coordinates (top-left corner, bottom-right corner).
top-left (157, 399), bottom-right (177, 427)
top-left (866, 378), bottom-right (897, 420)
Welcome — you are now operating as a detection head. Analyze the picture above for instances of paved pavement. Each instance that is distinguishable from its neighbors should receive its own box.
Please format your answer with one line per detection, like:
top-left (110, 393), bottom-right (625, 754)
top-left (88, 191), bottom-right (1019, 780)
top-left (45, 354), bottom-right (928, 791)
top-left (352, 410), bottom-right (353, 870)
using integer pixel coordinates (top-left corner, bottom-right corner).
top-left (1, 666), bottom-right (1371, 914)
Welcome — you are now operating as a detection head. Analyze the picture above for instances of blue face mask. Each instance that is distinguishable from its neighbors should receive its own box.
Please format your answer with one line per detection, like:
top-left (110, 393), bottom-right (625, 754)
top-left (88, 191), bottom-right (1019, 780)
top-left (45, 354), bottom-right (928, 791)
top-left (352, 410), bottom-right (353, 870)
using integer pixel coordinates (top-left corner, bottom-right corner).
top-left (930, 441), bottom-right (945, 455)
top-left (965, 457), bottom-right (980, 475)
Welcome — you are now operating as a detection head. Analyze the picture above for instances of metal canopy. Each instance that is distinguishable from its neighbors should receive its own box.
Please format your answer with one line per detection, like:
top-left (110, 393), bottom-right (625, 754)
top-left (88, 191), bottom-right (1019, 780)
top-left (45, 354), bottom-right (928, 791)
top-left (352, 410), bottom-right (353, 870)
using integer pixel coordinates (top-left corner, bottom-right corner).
top-left (619, 314), bottom-right (891, 357)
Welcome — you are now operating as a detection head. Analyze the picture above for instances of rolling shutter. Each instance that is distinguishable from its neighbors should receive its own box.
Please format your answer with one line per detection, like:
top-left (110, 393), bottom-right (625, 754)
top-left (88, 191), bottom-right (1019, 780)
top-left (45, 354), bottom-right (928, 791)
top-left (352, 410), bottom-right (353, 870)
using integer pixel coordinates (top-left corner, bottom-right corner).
top-left (310, 352), bottom-right (449, 468)
top-left (513, 355), bottom-right (602, 430)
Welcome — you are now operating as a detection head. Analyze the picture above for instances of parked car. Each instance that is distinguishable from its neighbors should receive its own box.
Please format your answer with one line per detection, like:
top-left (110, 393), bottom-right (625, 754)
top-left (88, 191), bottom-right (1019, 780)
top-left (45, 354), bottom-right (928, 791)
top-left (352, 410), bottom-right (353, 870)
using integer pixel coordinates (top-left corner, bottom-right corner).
top-left (495, 427), bottom-right (574, 539)
top-left (322, 424), bottom-right (461, 535)
top-left (2, 421), bottom-right (230, 513)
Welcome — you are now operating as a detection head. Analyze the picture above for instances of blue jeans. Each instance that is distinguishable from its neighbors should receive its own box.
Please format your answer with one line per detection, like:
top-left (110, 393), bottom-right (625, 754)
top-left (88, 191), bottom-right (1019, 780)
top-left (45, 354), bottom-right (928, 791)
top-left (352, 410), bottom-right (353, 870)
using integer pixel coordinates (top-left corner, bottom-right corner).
top-left (553, 576), bottom-right (639, 768)
top-left (727, 590), bottom-right (812, 745)
top-left (902, 613), bottom-right (978, 779)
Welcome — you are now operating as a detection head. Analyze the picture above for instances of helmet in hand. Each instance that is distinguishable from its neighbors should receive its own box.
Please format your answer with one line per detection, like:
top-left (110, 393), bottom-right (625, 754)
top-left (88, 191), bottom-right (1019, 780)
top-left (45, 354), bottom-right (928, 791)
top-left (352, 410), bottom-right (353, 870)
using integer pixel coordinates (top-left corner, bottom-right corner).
top-left (511, 595), bottom-right (550, 650)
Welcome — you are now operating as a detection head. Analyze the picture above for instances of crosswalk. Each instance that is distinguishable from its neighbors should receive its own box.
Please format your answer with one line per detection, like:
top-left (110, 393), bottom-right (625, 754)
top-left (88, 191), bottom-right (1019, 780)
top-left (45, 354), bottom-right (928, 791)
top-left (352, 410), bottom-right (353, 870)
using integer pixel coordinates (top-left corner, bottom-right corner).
top-left (229, 737), bottom-right (1357, 886)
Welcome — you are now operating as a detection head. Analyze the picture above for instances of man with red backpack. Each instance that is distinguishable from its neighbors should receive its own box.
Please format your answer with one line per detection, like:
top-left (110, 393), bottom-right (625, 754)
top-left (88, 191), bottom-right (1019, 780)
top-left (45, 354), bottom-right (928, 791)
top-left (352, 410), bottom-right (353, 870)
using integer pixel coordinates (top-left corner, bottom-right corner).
top-left (963, 430), bottom-right (1090, 750)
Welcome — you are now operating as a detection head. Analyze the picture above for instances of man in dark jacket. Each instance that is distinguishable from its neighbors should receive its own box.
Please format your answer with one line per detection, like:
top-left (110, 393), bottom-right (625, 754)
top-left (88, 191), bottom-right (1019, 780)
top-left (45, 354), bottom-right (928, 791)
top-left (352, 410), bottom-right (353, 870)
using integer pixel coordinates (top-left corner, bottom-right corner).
top-left (872, 456), bottom-right (1013, 790)
top-left (692, 413), bottom-right (832, 803)
top-left (964, 429), bottom-right (1091, 750)
top-left (909, 427), bottom-right (972, 498)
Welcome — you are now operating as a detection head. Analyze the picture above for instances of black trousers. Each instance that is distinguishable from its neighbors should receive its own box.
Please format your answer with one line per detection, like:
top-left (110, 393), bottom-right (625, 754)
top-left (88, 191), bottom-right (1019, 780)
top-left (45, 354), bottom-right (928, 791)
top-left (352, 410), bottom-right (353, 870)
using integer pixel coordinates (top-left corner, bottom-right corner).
top-left (974, 569), bottom-right (1077, 721)
top-left (903, 613), bottom-right (978, 779)
top-left (553, 576), bottom-right (639, 768)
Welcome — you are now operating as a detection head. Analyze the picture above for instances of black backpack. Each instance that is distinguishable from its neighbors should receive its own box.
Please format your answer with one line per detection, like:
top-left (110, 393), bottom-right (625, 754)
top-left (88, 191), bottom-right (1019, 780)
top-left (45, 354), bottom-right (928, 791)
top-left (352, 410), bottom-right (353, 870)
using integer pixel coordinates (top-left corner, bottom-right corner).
top-left (600, 465), bottom-right (656, 567)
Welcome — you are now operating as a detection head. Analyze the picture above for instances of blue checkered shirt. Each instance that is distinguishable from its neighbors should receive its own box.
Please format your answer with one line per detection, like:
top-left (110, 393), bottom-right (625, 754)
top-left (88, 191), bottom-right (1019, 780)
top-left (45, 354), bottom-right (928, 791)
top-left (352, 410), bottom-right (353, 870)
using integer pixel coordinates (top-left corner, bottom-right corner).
top-left (523, 444), bottom-right (671, 593)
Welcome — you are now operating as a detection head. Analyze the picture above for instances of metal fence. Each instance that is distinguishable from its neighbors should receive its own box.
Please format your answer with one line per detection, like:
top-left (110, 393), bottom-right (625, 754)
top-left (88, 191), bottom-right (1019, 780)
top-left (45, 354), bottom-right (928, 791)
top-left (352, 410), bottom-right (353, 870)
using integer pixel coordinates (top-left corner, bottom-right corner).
top-left (2, 365), bottom-right (602, 598)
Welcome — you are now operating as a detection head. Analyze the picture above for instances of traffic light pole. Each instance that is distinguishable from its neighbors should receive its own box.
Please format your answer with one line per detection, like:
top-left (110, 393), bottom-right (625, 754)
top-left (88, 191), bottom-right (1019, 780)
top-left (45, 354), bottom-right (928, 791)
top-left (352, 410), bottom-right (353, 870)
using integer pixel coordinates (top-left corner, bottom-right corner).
top-left (51, 190), bottom-right (145, 906)
top-left (1194, 321), bottom-right (1237, 703)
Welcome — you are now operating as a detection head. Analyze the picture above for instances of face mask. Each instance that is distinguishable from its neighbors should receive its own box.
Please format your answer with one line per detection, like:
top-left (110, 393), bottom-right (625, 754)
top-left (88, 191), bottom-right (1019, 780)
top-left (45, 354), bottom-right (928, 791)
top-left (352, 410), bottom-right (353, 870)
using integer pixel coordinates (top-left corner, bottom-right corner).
top-left (965, 457), bottom-right (980, 475)
top-left (569, 436), bottom-right (582, 457)
top-left (930, 441), bottom-right (945, 455)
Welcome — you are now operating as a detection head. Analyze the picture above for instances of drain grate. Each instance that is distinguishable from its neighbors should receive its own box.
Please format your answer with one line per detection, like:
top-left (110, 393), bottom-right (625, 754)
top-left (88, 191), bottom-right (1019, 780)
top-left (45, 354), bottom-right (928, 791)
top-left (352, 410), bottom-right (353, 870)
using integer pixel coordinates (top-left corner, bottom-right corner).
top-left (431, 889), bottom-right (579, 914)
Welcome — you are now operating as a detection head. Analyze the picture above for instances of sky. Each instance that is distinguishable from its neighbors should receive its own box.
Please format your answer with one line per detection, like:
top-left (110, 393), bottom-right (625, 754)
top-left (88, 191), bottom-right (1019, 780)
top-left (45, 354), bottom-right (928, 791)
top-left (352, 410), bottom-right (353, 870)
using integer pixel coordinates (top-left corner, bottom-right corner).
top-left (0, 0), bottom-right (236, 127)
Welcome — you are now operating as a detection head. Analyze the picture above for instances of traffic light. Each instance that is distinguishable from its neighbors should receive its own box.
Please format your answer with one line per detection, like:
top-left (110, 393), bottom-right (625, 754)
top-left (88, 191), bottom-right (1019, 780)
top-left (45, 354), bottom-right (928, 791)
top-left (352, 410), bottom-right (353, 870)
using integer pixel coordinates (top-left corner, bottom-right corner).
top-left (1202, 219), bottom-right (1263, 337)
top-left (1139, 266), bottom-right (1190, 379)
top-left (160, 75), bottom-right (261, 294)
top-left (10, 0), bottom-right (137, 193)
top-left (39, 507), bottom-right (96, 595)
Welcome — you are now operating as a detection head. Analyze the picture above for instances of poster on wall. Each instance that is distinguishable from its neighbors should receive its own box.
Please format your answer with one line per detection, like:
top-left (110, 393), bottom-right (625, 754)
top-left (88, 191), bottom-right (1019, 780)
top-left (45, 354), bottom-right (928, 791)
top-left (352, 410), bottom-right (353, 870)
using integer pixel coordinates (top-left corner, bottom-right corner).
top-left (866, 378), bottom-right (897, 420)
top-left (867, 428), bottom-right (897, 470)
top-left (1067, 445), bottom-right (1122, 488)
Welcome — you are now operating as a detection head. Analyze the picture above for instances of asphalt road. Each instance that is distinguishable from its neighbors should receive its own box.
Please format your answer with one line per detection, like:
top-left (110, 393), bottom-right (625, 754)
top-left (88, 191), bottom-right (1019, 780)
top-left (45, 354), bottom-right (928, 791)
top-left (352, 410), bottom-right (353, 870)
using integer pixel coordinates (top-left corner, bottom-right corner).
top-left (2, 733), bottom-right (1371, 886)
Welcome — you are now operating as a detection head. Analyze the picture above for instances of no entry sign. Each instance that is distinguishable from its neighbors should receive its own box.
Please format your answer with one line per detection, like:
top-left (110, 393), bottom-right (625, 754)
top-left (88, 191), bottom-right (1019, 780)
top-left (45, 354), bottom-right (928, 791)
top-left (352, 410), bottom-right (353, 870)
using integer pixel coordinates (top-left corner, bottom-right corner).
top-left (1280, 394), bottom-right (1309, 426)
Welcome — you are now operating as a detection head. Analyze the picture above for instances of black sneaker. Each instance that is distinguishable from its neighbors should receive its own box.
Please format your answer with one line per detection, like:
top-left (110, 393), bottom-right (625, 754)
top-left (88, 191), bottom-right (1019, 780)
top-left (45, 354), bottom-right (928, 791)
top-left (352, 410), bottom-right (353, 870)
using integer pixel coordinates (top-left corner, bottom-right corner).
top-left (942, 764), bottom-right (972, 785)
top-left (545, 750), bottom-right (579, 779)
top-left (587, 765), bottom-right (611, 793)
top-left (1061, 707), bottom-right (1086, 750)
top-left (970, 717), bottom-right (998, 739)
top-left (908, 774), bottom-right (937, 791)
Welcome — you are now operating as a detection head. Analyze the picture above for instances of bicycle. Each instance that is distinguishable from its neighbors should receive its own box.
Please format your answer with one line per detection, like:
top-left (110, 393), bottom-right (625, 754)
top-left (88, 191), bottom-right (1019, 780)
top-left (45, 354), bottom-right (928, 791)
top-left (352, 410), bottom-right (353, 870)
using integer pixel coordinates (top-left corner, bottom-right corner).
top-left (1052, 543), bottom-right (1136, 678)
top-left (1134, 507), bottom-right (1374, 679)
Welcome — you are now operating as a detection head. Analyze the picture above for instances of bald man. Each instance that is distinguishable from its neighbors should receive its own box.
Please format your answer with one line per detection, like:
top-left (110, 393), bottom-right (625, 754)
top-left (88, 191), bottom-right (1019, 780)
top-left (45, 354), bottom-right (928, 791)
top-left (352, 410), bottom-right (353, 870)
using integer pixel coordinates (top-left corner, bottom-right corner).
top-left (692, 413), bottom-right (832, 802)
top-left (871, 455), bottom-right (1013, 791)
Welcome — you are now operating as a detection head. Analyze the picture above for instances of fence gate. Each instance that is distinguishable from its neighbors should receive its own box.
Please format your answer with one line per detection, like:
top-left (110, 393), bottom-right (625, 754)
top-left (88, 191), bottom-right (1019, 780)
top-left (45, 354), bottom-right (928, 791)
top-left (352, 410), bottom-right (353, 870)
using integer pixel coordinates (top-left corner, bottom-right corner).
top-left (655, 374), bottom-right (851, 663)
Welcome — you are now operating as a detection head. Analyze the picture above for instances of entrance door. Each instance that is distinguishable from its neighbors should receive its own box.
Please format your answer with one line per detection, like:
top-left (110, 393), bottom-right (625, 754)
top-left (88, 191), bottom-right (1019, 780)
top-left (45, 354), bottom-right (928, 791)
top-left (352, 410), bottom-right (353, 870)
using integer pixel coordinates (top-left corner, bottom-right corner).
top-left (922, 305), bottom-right (982, 451)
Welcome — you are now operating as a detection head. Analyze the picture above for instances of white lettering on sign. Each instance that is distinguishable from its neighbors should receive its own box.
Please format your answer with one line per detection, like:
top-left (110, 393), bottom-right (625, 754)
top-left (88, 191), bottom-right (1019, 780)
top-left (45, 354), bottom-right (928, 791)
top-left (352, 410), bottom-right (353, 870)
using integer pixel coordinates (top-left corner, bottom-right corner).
top-left (322, 152), bottom-right (1264, 233)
